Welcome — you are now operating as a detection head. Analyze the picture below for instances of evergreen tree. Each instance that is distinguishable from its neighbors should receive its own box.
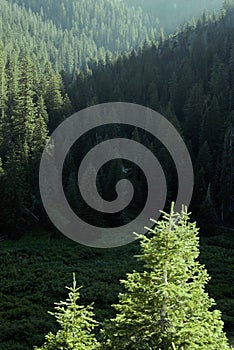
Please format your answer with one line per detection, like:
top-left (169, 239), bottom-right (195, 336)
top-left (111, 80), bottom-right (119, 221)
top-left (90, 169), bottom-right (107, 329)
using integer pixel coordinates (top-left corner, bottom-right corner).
top-left (194, 141), bottom-right (212, 184)
top-left (14, 55), bottom-right (36, 158)
top-left (200, 96), bottom-right (223, 154)
top-left (28, 97), bottom-right (49, 214)
top-left (101, 204), bottom-right (229, 349)
top-left (5, 54), bottom-right (19, 119)
top-left (1, 147), bottom-right (27, 237)
top-left (0, 54), bottom-right (7, 120)
top-left (0, 157), bottom-right (5, 233)
top-left (197, 185), bottom-right (218, 235)
top-left (65, 172), bottom-right (80, 215)
top-left (31, 96), bottom-right (48, 162)
top-left (229, 45), bottom-right (234, 110)
top-left (183, 83), bottom-right (204, 155)
top-left (44, 72), bottom-right (64, 132)
top-left (34, 273), bottom-right (100, 350)
top-left (219, 119), bottom-right (234, 224)
top-left (1, 55), bottom-right (19, 159)
top-left (191, 167), bottom-right (207, 215)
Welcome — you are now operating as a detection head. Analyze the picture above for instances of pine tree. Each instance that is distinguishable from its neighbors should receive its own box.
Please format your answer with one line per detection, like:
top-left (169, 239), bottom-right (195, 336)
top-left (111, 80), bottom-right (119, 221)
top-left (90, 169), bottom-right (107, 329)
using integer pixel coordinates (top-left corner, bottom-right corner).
top-left (66, 172), bottom-right (80, 215)
top-left (1, 147), bottom-right (27, 237)
top-left (0, 54), bottom-right (7, 119)
top-left (183, 83), bottom-right (204, 155)
top-left (5, 54), bottom-right (19, 119)
top-left (0, 157), bottom-right (5, 233)
top-left (0, 55), bottom-right (7, 156)
top-left (191, 167), bottom-right (207, 215)
top-left (197, 184), bottom-right (218, 235)
top-left (229, 45), bottom-right (234, 110)
top-left (31, 96), bottom-right (48, 162)
top-left (44, 72), bottom-right (64, 132)
top-left (194, 141), bottom-right (212, 184)
top-left (219, 119), bottom-right (234, 224)
top-left (28, 97), bottom-right (49, 213)
top-left (1, 55), bottom-right (19, 159)
top-left (15, 55), bottom-right (36, 152)
top-left (200, 96), bottom-right (223, 154)
top-left (34, 273), bottom-right (100, 350)
top-left (101, 204), bottom-right (230, 349)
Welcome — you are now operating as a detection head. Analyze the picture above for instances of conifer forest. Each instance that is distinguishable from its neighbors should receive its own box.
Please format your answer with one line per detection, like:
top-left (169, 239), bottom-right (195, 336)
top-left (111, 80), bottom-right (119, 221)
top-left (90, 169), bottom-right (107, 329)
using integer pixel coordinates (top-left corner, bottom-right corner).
top-left (0, 0), bottom-right (233, 349)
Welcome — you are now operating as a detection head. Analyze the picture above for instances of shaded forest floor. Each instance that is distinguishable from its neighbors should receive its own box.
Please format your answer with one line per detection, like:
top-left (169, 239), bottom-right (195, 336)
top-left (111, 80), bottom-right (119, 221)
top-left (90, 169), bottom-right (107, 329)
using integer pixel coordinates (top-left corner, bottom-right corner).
top-left (0, 227), bottom-right (233, 349)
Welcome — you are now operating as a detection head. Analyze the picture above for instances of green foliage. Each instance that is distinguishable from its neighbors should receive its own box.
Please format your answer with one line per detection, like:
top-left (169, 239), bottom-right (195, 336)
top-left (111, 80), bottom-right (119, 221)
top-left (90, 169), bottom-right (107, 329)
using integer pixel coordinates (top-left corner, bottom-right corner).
top-left (69, 2), bottom-right (234, 228)
top-left (34, 273), bottom-right (100, 350)
top-left (0, 233), bottom-right (142, 349)
top-left (1, 0), bottom-right (160, 73)
top-left (197, 185), bottom-right (218, 235)
top-left (124, 0), bottom-right (223, 33)
top-left (0, 228), bottom-right (233, 349)
top-left (219, 119), bottom-right (234, 224)
top-left (0, 0), bottom-right (233, 236)
top-left (101, 205), bottom-right (230, 349)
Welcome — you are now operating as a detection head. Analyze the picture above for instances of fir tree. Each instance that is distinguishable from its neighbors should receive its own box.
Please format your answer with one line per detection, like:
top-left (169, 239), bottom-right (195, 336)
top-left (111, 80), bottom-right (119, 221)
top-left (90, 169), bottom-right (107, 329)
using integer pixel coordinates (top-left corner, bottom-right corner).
top-left (219, 119), bottom-right (234, 224)
top-left (197, 185), bottom-right (218, 235)
top-left (44, 72), bottom-right (64, 132)
top-left (34, 273), bottom-right (100, 350)
top-left (1, 147), bottom-right (27, 237)
top-left (66, 172), bottom-right (80, 215)
top-left (101, 204), bottom-right (229, 349)
top-left (0, 55), bottom-right (7, 120)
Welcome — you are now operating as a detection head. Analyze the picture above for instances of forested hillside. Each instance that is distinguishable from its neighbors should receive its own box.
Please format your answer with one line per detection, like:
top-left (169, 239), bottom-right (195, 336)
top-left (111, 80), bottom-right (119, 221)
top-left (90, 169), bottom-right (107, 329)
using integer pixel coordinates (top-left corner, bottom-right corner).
top-left (0, 0), bottom-right (233, 238)
top-left (2, 0), bottom-right (224, 74)
top-left (125, 0), bottom-right (223, 33)
top-left (67, 1), bottom-right (234, 231)
top-left (1, 0), bottom-right (159, 73)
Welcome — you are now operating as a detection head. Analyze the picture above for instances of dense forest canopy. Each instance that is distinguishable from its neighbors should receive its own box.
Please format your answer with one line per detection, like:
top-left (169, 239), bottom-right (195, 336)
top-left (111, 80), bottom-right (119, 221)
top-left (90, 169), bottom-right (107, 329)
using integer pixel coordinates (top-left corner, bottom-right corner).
top-left (67, 1), bottom-right (234, 230)
top-left (0, 0), bottom-right (224, 73)
top-left (1, 0), bottom-right (159, 73)
top-left (124, 0), bottom-right (224, 33)
top-left (0, 0), bottom-right (233, 238)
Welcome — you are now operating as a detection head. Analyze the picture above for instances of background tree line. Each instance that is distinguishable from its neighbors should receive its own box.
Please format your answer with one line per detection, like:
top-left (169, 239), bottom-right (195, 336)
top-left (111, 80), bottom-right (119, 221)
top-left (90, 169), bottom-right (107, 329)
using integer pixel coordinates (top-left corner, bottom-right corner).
top-left (1, 0), bottom-right (159, 73)
top-left (66, 1), bottom-right (234, 233)
top-left (0, 0), bottom-right (233, 237)
top-left (1, 0), bottom-right (224, 74)
top-left (124, 0), bottom-right (223, 33)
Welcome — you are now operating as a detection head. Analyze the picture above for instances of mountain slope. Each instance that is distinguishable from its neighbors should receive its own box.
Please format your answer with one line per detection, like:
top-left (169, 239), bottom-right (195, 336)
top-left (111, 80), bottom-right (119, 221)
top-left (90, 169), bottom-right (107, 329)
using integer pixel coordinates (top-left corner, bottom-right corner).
top-left (124, 0), bottom-right (223, 33)
top-left (69, 2), bottom-right (234, 229)
top-left (2, 0), bottom-right (160, 72)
